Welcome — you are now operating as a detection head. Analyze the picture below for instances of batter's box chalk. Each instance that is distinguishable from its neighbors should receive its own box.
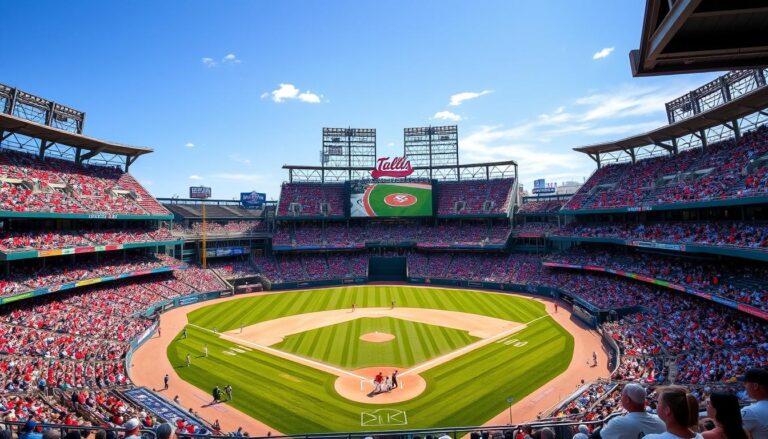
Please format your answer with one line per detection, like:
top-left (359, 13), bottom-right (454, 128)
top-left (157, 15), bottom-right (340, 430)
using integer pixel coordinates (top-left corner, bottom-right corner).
top-left (360, 409), bottom-right (408, 427)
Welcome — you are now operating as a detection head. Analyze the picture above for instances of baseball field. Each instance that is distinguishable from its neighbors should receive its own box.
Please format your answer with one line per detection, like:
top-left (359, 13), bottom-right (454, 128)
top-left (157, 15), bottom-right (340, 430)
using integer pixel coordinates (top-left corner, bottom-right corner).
top-left (167, 285), bottom-right (574, 434)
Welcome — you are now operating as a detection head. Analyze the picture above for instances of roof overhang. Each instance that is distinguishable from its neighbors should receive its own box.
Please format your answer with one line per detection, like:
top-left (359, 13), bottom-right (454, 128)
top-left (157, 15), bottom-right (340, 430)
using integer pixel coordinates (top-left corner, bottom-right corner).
top-left (0, 112), bottom-right (153, 157)
top-left (631, 0), bottom-right (768, 77)
top-left (574, 84), bottom-right (768, 155)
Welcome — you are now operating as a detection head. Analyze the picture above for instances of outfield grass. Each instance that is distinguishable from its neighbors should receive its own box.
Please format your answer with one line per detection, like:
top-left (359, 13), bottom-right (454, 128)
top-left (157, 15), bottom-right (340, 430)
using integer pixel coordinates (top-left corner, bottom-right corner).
top-left (273, 317), bottom-right (479, 369)
top-left (169, 286), bottom-right (573, 434)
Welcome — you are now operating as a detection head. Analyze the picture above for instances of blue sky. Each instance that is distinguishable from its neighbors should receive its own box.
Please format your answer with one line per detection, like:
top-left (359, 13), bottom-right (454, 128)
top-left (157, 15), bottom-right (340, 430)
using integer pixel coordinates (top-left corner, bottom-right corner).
top-left (0, 1), bottom-right (721, 200)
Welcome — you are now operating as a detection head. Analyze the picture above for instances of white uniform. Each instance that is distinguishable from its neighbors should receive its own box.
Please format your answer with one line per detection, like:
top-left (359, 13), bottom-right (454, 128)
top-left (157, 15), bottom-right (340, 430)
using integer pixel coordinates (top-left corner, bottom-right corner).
top-left (600, 412), bottom-right (666, 439)
top-left (742, 400), bottom-right (768, 439)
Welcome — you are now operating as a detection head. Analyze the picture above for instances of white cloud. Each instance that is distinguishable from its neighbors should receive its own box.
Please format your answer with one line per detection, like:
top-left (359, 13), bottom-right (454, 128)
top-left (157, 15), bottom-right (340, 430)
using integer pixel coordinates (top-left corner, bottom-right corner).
top-left (298, 91), bottom-right (321, 103)
top-left (453, 80), bottom-right (711, 191)
top-left (227, 153), bottom-right (252, 166)
top-left (433, 111), bottom-right (463, 122)
top-left (576, 84), bottom-right (687, 121)
top-left (201, 58), bottom-right (216, 67)
top-left (449, 90), bottom-right (492, 106)
top-left (185, 142), bottom-right (195, 148)
top-left (189, 175), bottom-right (204, 180)
top-left (222, 53), bottom-right (241, 64)
top-left (264, 83), bottom-right (322, 104)
top-left (592, 47), bottom-right (615, 60)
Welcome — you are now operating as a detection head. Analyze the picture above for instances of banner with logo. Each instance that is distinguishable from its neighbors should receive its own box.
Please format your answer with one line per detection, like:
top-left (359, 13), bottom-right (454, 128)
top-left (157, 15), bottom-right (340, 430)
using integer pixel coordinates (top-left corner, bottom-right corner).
top-left (240, 191), bottom-right (266, 209)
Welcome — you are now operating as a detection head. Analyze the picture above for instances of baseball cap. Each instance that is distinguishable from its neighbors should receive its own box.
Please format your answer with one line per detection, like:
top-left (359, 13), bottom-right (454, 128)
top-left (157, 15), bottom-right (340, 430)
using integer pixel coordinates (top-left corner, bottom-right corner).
top-left (741, 368), bottom-right (768, 386)
top-left (124, 418), bottom-right (141, 431)
top-left (623, 383), bottom-right (647, 404)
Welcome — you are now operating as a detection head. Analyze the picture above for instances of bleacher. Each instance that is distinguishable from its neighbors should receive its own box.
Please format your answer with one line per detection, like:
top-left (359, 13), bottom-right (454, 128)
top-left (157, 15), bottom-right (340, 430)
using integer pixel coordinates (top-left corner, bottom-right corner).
top-left (277, 182), bottom-right (346, 218)
top-left (0, 148), bottom-right (169, 216)
top-left (436, 178), bottom-right (514, 216)
top-left (564, 125), bottom-right (768, 211)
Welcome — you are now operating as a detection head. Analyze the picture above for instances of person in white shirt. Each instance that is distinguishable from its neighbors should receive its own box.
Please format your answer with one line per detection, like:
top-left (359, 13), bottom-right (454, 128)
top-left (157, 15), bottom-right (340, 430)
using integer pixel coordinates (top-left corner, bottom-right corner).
top-left (644, 386), bottom-right (703, 439)
top-left (600, 383), bottom-right (666, 439)
top-left (740, 368), bottom-right (768, 439)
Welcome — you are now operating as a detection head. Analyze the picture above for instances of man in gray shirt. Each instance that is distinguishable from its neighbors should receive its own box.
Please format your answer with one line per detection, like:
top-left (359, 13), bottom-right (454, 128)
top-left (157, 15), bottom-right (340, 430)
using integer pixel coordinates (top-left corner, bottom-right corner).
top-left (600, 383), bottom-right (666, 439)
top-left (741, 368), bottom-right (768, 439)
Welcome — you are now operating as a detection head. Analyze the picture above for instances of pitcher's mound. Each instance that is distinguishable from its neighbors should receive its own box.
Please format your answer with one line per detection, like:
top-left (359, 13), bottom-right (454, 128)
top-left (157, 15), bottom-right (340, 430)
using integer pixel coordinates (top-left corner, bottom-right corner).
top-left (360, 332), bottom-right (395, 342)
top-left (334, 367), bottom-right (426, 404)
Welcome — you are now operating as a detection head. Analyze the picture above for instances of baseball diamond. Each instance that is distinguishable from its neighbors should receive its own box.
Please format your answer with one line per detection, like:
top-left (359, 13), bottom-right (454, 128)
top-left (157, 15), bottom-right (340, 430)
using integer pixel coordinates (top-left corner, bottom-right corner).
top-left (162, 286), bottom-right (575, 433)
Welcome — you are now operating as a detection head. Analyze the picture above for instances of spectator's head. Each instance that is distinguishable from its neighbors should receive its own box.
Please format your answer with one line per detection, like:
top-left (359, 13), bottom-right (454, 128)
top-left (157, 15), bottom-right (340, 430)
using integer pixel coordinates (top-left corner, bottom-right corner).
top-left (656, 386), bottom-right (699, 431)
top-left (741, 368), bottom-right (768, 400)
top-left (63, 431), bottom-right (80, 439)
top-left (621, 383), bottom-right (647, 412)
top-left (578, 425), bottom-right (589, 435)
top-left (156, 423), bottom-right (174, 439)
top-left (538, 428), bottom-right (555, 439)
top-left (43, 430), bottom-right (61, 439)
top-left (706, 391), bottom-right (746, 439)
top-left (23, 420), bottom-right (37, 433)
top-left (124, 419), bottom-right (141, 436)
top-left (94, 431), bottom-right (105, 439)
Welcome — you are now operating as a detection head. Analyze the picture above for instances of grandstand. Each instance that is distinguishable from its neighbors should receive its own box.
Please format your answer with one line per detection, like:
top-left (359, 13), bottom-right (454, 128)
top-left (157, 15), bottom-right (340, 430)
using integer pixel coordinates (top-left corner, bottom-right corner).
top-left (1, 4), bottom-right (768, 438)
top-left (0, 84), bottom-right (230, 434)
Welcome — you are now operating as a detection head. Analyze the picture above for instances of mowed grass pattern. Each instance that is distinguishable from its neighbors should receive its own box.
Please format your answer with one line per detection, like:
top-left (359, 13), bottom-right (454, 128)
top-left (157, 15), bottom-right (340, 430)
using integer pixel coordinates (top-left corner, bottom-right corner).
top-left (169, 286), bottom-right (573, 433)
top-left (273, 317), bottom-right (479, 369)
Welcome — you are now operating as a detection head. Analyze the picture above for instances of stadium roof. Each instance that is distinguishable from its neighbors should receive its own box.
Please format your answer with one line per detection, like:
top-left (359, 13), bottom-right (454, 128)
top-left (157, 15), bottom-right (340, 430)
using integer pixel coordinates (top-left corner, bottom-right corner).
top-left (630, 0), bottom-right (768, 77)
top-left (0, 112), bottom-right (153, 157)
top-left (574, 84), bottom-right (768, 155)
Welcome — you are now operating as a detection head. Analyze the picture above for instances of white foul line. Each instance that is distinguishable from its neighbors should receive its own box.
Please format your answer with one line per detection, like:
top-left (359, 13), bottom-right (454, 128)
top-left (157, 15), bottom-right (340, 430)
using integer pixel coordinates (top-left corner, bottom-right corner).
top-left (187, 323), bottom-right (369, 380)
top-left (400, 313), bottom-right (552, 377)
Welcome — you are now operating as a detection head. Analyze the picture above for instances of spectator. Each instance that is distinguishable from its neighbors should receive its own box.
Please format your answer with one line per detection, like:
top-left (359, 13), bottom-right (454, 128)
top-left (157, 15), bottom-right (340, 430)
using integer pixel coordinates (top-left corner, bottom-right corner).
top-left (740, 368), bottom-right (768, 439)
top-left (156, 423), bottom-right (174, 439)
top-left (124, 418), bottom-right (141, 439)
top-left (600, 383), bottom-right (666, 439)
top-left (19, 420), bottom-right (43, 439)
top-left (702, 391), bottom-right (747, 439)
top-left (645, 386), bottom-right (701, 439)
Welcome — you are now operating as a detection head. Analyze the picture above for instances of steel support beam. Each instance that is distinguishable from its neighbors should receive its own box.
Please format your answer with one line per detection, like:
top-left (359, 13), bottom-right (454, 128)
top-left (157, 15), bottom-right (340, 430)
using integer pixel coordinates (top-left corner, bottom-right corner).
top-left (645, 0), bottom-right (702, 70)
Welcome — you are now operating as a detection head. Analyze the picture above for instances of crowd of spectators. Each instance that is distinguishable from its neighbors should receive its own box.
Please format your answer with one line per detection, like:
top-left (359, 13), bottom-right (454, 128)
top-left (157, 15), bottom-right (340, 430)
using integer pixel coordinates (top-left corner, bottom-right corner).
top-left (0, 148), bottom-right (168, 216)
top-left (253, 253), bottom-right (368, 283)
top-left (513, 222), bottom-right (559, 235)
top-left (0, 262), bottom-right (227, 430)
top-left (564, 124), bottom-right (768, 211)
top-left (437, 178), bottom-right (514, 215)
top-left (593, 280), bottom-right (767, 385)
top-left (277, 183), bottom-right (346, 217)
top-left (0, 228), bottom-right (174, 253)
top-left (545, 246), bottom-right (768, 310)
top-left (554, 221), bottom-right (768, 251)
top-left (518, 199), bottom-right (565, 214)
top-left (407, 252), bottom-right (541, 284)
top-left (273, 221), bottom-right (511, 248)
top-left (1, 254), bottom-right (181, 297)
top-left (208, 259), bottom-right (259, 279)
top-left (172, 221), bottom-right (264, 236)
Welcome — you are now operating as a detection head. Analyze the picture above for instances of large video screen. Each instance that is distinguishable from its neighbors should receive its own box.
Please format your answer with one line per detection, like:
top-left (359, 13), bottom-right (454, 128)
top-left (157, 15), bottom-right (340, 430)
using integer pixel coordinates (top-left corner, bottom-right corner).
top-left (350, 182), bottom-right (433, 217)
